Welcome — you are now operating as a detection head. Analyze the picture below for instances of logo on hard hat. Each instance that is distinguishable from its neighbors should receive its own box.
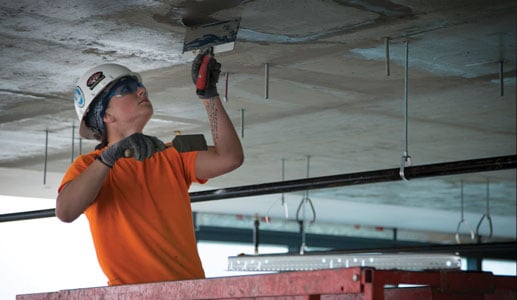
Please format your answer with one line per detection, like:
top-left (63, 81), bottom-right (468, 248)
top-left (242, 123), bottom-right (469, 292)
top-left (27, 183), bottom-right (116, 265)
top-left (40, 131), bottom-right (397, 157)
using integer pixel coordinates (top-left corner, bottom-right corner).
top-left (86, 71), bottom-right (105, 90)
top-left (74, 87), bottom-right (85, 108)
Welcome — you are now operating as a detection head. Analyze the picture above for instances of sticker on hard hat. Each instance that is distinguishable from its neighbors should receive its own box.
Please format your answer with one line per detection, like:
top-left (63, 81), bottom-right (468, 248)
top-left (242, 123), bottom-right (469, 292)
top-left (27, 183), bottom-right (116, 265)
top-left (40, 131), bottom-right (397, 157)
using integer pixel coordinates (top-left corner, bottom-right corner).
top-left (87, 71), bottom-right (105, 90)
top-left (74, 87), bottom-right (85, 108)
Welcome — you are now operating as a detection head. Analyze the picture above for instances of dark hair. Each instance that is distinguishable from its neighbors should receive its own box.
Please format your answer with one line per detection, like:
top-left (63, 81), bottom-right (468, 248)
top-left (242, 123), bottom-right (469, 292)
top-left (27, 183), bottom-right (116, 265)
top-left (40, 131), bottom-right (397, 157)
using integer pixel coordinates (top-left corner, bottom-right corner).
top-left (84, 97), bottom-right (106, 141)
top-left (86, 75), bottom-right (140, 147)
top-left (83, 77), bottom-right (123, 143)
top-left (95, 141), bottom-right (108, 150)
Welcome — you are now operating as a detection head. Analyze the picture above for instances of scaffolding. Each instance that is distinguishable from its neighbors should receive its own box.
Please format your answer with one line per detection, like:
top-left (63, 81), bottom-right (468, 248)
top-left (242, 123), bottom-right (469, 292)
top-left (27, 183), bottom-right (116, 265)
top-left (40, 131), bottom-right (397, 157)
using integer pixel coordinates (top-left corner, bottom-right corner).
top-left (17, 267), bottom-right (516, 300)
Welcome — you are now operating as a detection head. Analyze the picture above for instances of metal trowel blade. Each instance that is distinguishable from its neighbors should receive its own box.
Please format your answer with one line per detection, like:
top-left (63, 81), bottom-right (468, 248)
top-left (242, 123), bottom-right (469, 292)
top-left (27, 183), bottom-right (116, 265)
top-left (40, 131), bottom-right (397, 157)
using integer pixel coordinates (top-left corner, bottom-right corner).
top-left (182, 18), bottom-right (240, 55)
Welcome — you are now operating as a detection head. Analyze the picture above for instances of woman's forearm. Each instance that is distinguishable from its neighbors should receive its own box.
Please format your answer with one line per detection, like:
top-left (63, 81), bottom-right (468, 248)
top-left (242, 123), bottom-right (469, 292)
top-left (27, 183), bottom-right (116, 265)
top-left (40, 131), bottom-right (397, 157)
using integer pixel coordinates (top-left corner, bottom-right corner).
top-left (195, 96), bottom-right (244, 179)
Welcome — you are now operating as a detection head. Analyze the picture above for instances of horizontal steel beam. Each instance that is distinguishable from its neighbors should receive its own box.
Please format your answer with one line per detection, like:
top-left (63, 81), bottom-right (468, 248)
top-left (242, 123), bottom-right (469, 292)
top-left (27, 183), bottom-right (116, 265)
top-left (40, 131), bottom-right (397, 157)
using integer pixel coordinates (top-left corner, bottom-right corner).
top-left (197, 225), bottom-right (517, 260)
top-left (195, 225), bottom-right (428, 250)
top-left (1, 155), bottom-right (515, 222)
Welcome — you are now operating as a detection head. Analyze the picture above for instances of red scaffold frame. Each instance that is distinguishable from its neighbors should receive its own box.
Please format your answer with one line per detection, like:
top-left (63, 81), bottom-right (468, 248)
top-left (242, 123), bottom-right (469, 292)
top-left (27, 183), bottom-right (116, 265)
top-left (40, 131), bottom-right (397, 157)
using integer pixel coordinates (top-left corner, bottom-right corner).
top-left (17, 267), bottom-right (517, 300)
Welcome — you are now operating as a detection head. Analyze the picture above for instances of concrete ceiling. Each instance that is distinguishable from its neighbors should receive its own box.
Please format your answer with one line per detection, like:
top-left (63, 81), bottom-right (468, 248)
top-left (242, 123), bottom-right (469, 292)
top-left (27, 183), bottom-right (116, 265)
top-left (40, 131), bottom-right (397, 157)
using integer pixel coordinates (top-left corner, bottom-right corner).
top-left (1, 0), bottom-right (516, 242)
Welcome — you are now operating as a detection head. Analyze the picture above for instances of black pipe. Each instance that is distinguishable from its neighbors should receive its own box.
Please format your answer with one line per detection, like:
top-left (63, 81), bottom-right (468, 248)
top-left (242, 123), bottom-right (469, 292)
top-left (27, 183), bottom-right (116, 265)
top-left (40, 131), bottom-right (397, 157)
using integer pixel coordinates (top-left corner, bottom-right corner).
top-left (0, 208), bottom-right (56, 222)
top-left (189, 155), bottom-right (516, 202)
top-left (1, 155), bottom-right (515, 222)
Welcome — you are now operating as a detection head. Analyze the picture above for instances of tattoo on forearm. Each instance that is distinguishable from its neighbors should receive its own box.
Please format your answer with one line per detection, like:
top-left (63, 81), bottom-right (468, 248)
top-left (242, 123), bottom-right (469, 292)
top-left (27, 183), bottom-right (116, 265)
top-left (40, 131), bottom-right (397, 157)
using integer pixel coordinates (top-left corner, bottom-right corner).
top-left (209, 98), bottom-right (218, 141)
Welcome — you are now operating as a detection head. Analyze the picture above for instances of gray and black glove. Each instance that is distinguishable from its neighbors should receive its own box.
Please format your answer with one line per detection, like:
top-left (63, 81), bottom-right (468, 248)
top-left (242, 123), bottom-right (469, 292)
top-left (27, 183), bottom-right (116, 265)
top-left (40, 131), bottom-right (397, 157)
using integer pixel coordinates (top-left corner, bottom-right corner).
top-left (191, 49), bottom-right (221, 99)
top-left (97, 133), bottom-right (166, 168)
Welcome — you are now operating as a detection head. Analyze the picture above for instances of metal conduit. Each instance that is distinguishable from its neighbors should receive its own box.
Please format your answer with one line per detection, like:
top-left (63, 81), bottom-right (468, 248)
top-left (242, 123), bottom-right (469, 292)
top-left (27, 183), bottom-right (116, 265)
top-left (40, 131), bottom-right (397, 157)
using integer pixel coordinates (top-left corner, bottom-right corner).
top-left (1, 208), bottom-right (56, 222)
top-left (1, 155), bottom-right (515, 222)
top-left (191, 155), bottom-right (516, 202)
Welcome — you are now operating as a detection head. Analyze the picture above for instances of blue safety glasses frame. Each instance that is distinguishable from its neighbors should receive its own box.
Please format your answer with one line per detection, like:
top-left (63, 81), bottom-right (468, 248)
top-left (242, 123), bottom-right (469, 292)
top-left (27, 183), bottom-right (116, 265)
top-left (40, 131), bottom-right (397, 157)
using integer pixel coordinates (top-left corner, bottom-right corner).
top-left (106, 76), bottom-right (145, 99)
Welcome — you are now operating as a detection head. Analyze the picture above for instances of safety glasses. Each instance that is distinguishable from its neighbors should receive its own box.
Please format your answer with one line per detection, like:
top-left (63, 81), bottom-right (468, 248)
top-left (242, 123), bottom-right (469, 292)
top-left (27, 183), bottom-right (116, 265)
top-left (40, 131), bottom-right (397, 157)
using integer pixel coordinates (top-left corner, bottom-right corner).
top-left (106, 76), bottom-right (145, 99)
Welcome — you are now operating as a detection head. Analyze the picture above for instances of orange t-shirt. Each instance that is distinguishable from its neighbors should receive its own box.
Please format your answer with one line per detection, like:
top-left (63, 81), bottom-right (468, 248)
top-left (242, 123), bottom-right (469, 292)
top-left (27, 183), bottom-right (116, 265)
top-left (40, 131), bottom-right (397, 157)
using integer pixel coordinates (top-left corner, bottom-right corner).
top-left (59, 146), bottom-right (206, 285)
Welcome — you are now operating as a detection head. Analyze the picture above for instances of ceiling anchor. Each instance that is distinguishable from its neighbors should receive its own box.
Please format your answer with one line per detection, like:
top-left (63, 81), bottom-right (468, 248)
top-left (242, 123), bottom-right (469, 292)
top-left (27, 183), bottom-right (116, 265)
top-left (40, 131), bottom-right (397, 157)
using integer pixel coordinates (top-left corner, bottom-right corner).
top-left (43, 129), bottom-right (49, 185)
top-left (264, 63), bottom-right (269, 99)
top-left (240, 108), bottom-right (245, 138)
top-left (281, 158), bottom-right (289, 219)
top-left (499, 60), bottom-right (504, 96)
top-left (296, 155), bottom-right (317, 255)
top-left (385, 37), bottom-right (390, 76)
top-left (455, 180), bottom-right (476, 244)
top-left (399, 40), bottom-right (412, 181)
top-left (475, 178), bottom-right (493, 241)
top-left (71, 120), bottom-right (76, 163)
top-left (264, 158), bottom-right (289, 222)
top-left (223, 72), bottom-right (229, 103)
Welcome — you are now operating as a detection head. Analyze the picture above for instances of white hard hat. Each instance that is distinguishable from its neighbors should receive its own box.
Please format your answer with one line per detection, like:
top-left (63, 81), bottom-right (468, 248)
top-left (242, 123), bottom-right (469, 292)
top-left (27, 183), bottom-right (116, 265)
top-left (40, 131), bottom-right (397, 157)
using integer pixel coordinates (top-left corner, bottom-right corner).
top-left (74, 63), bottom-right (141, 139)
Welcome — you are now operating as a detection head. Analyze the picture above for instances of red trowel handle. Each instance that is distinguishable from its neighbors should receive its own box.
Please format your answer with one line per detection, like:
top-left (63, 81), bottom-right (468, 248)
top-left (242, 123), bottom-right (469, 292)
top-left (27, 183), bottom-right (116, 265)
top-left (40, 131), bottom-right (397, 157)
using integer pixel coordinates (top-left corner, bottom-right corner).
top-left (196, 48), bottom-right (214, 92)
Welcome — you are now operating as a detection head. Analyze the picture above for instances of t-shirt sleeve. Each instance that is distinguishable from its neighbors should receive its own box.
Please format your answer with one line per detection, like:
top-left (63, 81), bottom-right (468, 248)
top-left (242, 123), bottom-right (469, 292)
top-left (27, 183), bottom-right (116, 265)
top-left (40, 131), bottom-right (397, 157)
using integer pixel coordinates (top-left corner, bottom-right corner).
top-left (58, 153), bottom-right (97, 193)
top-left (181, 151), bottom-right (208, 185)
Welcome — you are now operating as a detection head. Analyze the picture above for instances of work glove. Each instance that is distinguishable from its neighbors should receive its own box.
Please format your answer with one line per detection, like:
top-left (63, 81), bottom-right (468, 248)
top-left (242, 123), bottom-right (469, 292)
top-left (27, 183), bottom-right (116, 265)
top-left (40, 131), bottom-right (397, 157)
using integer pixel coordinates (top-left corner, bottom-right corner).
top-left (191, 49), bottom-right (221, 99)
top-left (98, 133), bottom-right (166, 168)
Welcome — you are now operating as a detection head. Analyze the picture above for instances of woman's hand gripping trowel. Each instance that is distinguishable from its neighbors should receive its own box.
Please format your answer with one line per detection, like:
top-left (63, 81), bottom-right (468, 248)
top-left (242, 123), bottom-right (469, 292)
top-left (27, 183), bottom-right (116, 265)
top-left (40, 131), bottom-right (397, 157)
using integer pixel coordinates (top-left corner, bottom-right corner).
top-left (195, 47), bottom-right (215, 97)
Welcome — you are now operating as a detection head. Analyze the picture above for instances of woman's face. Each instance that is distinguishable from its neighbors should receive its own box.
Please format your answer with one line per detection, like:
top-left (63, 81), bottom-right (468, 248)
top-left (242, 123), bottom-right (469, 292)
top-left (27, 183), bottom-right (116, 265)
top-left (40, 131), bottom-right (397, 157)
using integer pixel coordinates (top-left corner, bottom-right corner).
top-left (104, 78), bottom-right (153, 132)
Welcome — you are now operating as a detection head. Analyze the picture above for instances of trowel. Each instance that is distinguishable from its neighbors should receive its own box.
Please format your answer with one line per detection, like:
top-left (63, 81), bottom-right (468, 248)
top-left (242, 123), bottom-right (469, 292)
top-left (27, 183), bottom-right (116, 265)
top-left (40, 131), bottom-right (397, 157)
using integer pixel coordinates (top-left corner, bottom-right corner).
top-left (182, 18), bottom-right (240, 97)
top-left (182, 18), bottom-right (241, 56)
top-left (153, 17), bottom-right (239, 152)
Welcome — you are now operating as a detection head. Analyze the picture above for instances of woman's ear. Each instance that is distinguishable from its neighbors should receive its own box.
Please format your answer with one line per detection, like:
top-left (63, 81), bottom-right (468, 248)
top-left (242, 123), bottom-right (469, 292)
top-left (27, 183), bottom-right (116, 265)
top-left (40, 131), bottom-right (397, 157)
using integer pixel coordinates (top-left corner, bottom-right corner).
top-left (103, 111), bottom-right (115, 124)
